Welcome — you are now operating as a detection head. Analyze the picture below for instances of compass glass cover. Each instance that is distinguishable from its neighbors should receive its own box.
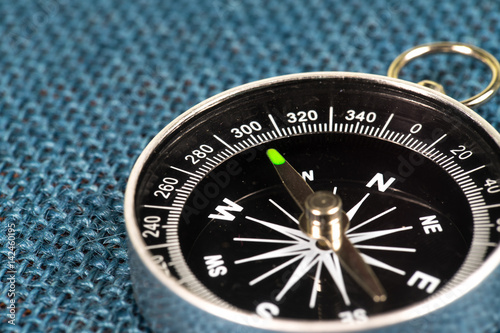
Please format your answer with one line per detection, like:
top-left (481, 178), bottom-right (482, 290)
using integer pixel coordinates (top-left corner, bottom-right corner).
top-left (131, 75), bottom-right (500, 323)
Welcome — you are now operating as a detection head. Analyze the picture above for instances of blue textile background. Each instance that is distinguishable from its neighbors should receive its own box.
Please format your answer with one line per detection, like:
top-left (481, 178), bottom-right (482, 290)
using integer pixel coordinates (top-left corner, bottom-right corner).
top-left (1, 0), bottom-right (500, 332)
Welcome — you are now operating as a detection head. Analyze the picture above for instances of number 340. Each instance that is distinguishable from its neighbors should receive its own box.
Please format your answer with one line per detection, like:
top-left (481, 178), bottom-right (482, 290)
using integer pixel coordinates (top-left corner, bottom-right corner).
top-left (345, 110), bottom-right (377, 123)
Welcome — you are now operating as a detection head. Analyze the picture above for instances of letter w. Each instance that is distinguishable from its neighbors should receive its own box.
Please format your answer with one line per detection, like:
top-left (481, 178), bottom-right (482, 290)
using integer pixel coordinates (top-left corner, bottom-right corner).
top-left (208, 198), bottom-right (243, 221)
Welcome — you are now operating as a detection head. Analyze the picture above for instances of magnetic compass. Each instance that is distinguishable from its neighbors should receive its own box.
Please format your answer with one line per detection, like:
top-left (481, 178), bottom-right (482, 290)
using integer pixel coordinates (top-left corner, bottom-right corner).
top-left (124, 42), bottom-right (500, 332)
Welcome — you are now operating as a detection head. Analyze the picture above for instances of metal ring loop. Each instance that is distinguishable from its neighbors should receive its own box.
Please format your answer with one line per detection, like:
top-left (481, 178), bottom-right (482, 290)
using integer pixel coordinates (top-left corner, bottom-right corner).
top-left (387, 42), bottom-right (500, 108)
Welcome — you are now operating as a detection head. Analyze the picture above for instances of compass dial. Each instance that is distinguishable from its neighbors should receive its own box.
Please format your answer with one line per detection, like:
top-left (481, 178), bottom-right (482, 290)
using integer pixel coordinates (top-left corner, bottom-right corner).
top-left (125, 73), bottom-right (500, 332)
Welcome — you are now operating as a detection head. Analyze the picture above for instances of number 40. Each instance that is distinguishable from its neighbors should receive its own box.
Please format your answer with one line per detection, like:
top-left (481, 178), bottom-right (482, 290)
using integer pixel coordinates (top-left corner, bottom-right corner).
top-left (485, 178), bottom-right (500, 193)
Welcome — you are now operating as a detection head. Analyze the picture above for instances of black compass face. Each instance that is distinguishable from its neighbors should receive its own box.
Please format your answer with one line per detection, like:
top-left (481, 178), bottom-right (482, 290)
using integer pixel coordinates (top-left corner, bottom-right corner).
top-left (132, 74), bottom-right (500, 325)
top-left (180, 134), bottom-right (471, 319)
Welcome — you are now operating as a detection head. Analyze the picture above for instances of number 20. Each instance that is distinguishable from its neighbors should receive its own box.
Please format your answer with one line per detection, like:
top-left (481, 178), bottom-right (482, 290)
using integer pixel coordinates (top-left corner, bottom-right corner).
top-left (450, 145), bottom-right (472, 160)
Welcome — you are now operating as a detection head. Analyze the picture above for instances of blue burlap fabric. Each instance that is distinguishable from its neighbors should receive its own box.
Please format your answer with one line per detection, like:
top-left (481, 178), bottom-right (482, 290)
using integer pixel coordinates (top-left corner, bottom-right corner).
top-left (1, 0), bottom-right (500, 332)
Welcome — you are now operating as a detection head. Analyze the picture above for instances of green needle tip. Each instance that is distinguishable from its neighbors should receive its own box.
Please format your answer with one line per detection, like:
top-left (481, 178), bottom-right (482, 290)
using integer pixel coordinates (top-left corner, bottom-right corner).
top-left (266, 149), bottom-right (286, 165)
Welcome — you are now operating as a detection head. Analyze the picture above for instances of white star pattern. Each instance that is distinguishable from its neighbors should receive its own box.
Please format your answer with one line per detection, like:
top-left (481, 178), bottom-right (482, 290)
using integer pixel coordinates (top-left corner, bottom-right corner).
top-left (234, 195), bottom-right (415, 308)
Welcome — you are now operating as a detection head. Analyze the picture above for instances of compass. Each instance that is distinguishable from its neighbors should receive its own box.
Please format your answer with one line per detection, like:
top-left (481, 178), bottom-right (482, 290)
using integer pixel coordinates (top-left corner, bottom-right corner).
top-left (124, 43), bottom-right (500, 332)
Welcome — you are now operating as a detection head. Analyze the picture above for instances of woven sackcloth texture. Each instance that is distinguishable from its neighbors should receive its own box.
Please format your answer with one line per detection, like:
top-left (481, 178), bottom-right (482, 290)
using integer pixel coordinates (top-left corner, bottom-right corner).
top-left (1, 0), bottom-right (500, 332)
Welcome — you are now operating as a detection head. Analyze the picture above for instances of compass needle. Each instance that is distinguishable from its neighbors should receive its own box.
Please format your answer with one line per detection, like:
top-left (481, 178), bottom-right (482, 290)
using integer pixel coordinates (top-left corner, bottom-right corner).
top-left (266, 148), bottom-right (314, 210)
top-left (126, 47), bottom-right (500, 332)
top-left (337, 235), bottom-right (388, 302)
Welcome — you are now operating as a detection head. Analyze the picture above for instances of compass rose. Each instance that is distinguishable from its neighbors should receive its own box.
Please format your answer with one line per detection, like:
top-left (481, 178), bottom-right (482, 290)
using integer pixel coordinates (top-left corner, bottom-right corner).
top-left (234, 196), bottom-right (415, 308)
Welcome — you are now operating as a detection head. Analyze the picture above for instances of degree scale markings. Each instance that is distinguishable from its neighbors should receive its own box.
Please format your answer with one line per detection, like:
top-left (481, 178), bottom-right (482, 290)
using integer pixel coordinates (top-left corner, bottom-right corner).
top-left (141, 204), bottom-right (182, 211)
top-left (140, 106), bottom-right (497, 312)
top-left (213, 134), bottom-right (239, 154)
top-left (378, 113), bottom-right (394, 138)
top-left (153, 111), bottom-right (492, 240)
